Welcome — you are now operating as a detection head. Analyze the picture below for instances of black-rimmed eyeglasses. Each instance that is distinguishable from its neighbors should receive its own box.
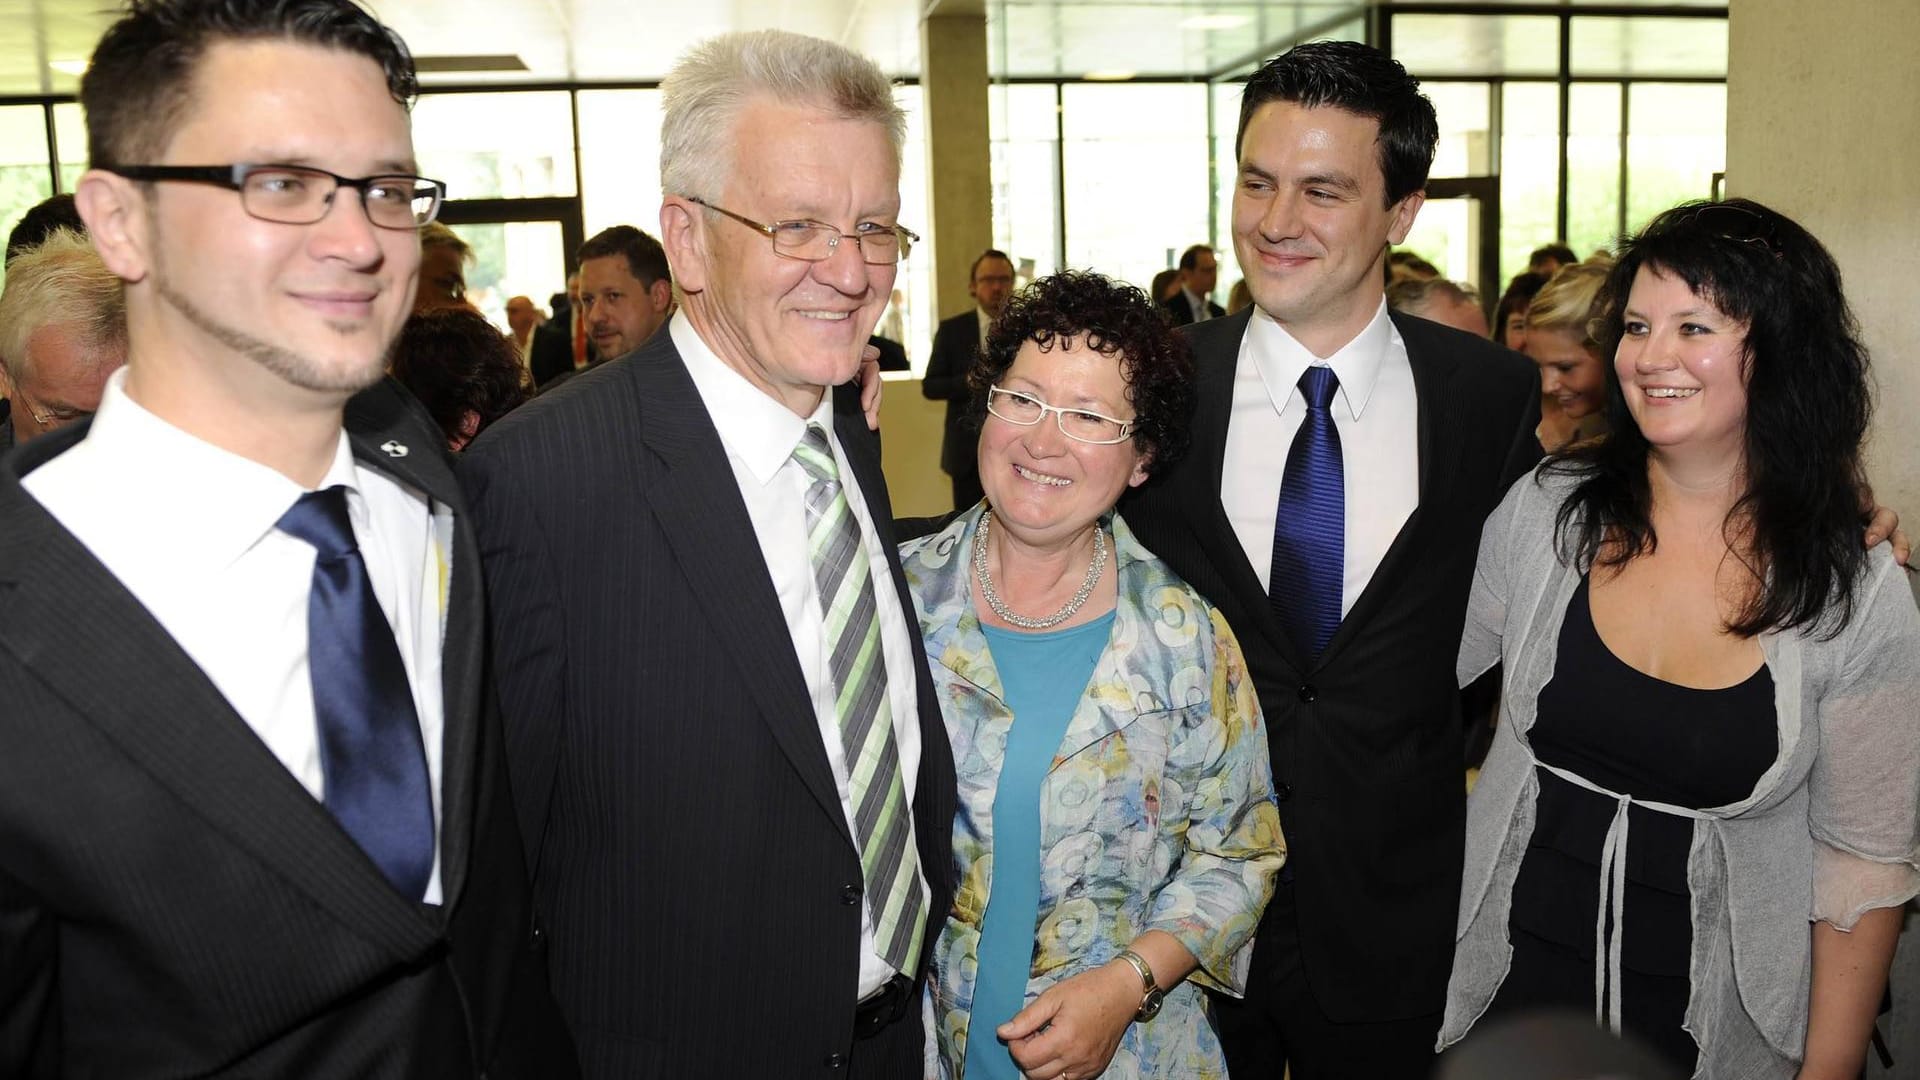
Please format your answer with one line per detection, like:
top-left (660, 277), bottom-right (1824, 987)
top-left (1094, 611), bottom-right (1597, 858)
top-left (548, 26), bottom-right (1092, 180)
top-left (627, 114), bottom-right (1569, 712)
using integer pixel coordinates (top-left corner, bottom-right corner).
top-left (686, 196), bottom-right (918, 265)
top-left (102, 164), bottom-right (447, 230)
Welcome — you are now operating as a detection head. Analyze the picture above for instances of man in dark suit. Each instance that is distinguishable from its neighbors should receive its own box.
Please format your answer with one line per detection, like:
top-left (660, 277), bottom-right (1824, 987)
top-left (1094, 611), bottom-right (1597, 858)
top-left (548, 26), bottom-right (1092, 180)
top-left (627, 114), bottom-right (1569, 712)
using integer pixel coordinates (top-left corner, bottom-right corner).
top-left (530, 274), bottom-right (582, 388)
top-left (463, 29), bottom-right (954, 1079)
top-left (1121, 42), bottom-right (1539, 1079)
top-left (0, 2), bottom-right (573, 1075)
top-left (921, 248), bottom-right (1013, 511)
top-left (1161, 243), bottom-right (1225, 325)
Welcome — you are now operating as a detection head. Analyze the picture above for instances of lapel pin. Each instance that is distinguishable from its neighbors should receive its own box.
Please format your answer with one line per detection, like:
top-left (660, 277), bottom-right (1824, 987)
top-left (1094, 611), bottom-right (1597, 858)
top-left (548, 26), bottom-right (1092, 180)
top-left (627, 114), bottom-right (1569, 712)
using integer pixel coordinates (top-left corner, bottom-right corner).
top-left (381, 440), bottom-right (410, 458)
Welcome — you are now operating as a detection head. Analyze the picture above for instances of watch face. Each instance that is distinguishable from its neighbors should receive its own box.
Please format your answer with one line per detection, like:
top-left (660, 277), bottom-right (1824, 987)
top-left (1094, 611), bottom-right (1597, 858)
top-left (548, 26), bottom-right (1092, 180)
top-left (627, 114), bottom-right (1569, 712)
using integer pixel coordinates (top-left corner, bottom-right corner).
top-left (1138, 988), bottom-right (1165, 1022)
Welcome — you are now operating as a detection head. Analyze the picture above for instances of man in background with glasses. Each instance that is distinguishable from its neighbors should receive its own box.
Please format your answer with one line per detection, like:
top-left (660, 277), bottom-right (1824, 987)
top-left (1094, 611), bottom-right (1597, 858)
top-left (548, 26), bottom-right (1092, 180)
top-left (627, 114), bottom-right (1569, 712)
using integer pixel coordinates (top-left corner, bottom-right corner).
top-left (463, 28), bottom-right (955, 1079)
top-left (0, 1), bottom-right (573, 1074)
top-left (0, 228), bottom-right (127, 450)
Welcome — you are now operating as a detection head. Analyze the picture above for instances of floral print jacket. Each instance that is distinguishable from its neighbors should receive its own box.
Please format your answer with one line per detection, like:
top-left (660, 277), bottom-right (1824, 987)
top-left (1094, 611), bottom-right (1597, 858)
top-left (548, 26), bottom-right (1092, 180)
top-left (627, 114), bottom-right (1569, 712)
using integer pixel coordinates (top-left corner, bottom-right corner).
top-left (901, 506), bottom-right (1285, 1080)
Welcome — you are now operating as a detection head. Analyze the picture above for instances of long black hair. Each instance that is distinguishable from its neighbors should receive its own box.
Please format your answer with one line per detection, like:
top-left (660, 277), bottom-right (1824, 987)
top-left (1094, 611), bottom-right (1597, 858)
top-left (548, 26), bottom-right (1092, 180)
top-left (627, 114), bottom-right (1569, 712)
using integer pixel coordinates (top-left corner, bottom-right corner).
top-left (1549, 197), bottom-right (1872, 639)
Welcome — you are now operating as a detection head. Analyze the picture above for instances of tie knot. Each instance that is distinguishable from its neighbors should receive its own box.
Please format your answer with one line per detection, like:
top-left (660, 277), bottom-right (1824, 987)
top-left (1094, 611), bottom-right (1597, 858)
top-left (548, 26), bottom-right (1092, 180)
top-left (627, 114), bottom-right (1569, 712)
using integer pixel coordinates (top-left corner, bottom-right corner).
top-left (792, 424), bottom-right (839, 486)
top-left (277, 485), bottom-right (359, 560)
top-left (1298, 365), bottom-right (1340, 412)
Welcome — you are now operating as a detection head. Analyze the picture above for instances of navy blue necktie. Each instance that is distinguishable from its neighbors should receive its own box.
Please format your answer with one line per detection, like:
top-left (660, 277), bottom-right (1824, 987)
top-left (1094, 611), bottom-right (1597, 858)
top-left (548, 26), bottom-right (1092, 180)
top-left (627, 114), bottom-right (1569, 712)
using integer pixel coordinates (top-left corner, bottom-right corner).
top-left (1269, 366), bottom-right (1345, 662)
top-left (277, 486), bottom-right (434, 900)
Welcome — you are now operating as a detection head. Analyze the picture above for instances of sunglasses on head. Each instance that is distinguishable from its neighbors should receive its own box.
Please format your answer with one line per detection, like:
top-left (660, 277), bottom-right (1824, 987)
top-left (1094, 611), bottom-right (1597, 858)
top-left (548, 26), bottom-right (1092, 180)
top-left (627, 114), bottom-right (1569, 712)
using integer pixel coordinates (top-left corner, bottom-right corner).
top-left (1674, 203), bottom-right (1782, 256)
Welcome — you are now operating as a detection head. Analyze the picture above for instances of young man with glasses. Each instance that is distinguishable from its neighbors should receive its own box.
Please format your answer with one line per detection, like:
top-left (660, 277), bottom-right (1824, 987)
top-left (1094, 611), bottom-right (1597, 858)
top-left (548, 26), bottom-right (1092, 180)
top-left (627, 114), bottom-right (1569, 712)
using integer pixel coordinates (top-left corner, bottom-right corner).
top-left (462, 28), bottom-right (955, 1079)
top-left (0, 1), bottom-right (574, 1074)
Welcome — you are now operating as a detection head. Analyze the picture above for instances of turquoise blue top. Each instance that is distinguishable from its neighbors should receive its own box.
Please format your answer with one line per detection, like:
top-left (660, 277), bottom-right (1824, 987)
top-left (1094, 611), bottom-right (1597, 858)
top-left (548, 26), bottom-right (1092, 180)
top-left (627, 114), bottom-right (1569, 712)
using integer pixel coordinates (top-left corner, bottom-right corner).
top-left (962, 611), bottom-right (1116, 1080)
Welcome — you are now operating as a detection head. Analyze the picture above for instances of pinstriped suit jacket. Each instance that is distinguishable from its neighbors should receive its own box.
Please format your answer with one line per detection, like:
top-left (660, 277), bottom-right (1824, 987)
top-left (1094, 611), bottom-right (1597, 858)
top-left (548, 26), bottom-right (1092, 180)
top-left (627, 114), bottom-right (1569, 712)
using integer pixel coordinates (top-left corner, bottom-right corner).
top-left (0, 379), bottom-right (575, 1077)
top-left (461, 332), bottom-right (957, 1079)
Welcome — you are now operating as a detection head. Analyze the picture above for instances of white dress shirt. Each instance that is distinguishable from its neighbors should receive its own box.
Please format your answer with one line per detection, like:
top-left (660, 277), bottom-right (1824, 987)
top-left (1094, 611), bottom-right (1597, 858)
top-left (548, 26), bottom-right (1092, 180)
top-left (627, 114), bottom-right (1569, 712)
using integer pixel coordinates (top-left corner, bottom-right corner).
top-left (670, 314), bottom-right (928, 999)
top-left (1221, 299), bottom-right (1419, 616)
top-left (22, 368), bottom-right (448, 901)
top-left (1182, 287), bottom-right (1214, 323)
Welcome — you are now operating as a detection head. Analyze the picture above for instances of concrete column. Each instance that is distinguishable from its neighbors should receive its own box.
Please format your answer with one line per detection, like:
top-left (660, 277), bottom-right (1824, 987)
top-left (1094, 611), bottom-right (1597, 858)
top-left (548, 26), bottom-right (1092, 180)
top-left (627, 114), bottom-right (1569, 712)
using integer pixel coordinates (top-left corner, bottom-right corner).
top-left (1729, 11), bottom-right (1920, 1071)
top-left (1727, 0), bottom-right (1919, 533)
top-left (878, 5), bottom-right (994, 518)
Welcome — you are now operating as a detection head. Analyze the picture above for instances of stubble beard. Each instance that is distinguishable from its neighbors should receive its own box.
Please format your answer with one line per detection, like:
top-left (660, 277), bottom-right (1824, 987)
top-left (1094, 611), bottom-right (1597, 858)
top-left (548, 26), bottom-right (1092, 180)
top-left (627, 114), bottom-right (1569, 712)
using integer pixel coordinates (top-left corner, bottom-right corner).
top-left (152, 256), bottom-right (389, 396)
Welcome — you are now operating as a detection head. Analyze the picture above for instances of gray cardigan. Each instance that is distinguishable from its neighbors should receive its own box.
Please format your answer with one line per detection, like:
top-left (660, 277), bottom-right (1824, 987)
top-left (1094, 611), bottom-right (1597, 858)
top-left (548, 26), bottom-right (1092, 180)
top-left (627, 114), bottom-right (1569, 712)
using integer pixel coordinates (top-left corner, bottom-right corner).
top-left (1440, 466), bottom-right (1920, 1078)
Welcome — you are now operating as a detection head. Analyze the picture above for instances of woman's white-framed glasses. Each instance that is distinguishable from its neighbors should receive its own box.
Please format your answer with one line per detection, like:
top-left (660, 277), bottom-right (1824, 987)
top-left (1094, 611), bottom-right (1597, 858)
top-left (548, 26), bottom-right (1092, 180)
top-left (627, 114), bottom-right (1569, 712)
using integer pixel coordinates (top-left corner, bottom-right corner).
top-left (985, 385), bottom-right (1134, 445)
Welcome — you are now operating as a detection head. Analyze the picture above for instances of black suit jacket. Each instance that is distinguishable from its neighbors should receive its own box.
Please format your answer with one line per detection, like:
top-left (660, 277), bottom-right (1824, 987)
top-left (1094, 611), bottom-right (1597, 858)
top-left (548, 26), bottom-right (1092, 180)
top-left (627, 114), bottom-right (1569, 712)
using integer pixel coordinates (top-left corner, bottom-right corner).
top-left (0, 379), bottom-right (575, 1078)
top-left (461, 335), bottom-right (958, 1078)
top-left (1122, 309), bottom-right (1540, 1024)
top-left (922, 309), bottom-right (981, 479)
top-left (1161, 291), bottom-right (1225, 327)
top-left (529, 320), bottom-right (575, 388)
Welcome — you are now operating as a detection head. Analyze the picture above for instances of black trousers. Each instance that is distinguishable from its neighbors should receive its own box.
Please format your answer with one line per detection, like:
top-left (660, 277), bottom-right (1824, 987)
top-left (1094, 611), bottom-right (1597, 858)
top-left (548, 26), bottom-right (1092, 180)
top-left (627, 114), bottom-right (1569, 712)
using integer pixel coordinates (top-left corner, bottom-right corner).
top-left (1209, 882), bottom-right (1442, 1080)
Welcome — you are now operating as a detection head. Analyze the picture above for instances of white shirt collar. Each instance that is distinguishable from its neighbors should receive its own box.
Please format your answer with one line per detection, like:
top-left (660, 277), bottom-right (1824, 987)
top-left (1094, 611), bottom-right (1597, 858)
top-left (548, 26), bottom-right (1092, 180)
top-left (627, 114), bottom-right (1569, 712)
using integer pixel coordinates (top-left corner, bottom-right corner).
top-left (1243, 297), bottom-right (1398, 419)
top-left (670, 311), bottom-right (835, 485)
top-left (75, 368), bottom-right (361, 569)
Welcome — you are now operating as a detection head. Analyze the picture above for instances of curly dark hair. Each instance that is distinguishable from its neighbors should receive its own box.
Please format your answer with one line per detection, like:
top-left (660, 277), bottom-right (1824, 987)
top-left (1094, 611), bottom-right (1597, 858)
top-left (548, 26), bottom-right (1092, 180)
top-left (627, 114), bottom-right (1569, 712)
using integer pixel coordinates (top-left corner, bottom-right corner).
top-left (391, 308), bottom-right (533, 450)
top-left (965, 270), bottom-right (1194, 477)
top-left (82, 0), bottom-right (417, 169)
top-left (1548, 197), bottom-right (1872, 639)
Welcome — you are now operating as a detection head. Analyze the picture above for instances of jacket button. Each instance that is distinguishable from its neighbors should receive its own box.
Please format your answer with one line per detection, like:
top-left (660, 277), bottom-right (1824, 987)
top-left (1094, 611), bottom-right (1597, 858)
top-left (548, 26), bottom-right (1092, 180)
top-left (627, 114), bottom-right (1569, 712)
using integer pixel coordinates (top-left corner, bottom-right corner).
top-left (824, 1052), bottom-right (847, 1069)
top-left (1296, 684), bottom-right (1317, 703)
top-left (841, 884), bottom-right (861, 906)
top-left (529, 925), bottom-right (545, 946)
top-left (1275, 782), bottom-right (1293, 802)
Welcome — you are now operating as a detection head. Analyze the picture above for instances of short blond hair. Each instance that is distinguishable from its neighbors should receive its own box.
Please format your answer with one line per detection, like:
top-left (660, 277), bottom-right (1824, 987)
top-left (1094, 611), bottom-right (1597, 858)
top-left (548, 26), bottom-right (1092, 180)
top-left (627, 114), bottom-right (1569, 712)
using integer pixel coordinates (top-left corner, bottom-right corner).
top-left (420, 221), bottom-right (472, 262)
top-left (0, 228), bottom-right (126, 384)
top-left (1526, 262), bottom-right (1609, 344)
top-left (660, 30), bottom-right (904, 202)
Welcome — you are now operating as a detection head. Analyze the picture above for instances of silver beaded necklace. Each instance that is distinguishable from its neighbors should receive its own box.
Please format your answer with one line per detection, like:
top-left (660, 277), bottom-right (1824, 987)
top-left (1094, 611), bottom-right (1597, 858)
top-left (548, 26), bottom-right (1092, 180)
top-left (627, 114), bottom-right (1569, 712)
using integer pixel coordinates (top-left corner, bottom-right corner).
top-left (972, 509), bottom-right (1108, 630)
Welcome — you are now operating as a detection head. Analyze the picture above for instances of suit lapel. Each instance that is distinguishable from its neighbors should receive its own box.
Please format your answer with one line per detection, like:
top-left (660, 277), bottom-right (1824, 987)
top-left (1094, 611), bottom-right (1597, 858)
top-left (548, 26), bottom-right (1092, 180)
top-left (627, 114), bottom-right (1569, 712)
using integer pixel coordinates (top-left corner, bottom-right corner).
top-left (628, 352), bottom-right (852, 842)
top-left (342, 382), bottom-right (480, 910)
top-left (0, 456), bottom-right (441, 957)
top-left (1182, 312), bottom-right (1298, 669)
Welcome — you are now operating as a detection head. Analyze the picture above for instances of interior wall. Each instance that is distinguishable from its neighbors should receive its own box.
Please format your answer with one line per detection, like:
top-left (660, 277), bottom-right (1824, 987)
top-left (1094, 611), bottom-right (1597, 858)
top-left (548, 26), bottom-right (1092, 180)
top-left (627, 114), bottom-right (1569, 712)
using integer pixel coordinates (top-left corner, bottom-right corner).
top-left (1726, 0), bottom-right (1919, 535)
top-left (1727, 5), bottom-right (1920, 1072)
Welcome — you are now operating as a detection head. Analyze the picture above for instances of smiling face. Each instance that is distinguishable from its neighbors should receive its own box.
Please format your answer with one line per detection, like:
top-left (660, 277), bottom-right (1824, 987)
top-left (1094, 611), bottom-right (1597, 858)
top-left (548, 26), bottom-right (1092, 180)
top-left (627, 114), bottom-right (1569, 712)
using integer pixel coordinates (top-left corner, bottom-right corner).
top-left (666, 97), bottom-right (898, 417)
top-left (117, 40), bottom-right (420, 400)
top-left (1233, 101), bottom-right (1423, 356)
top-left (978, 336), bottom-right (1150, 550)
top-left (1527, 325), bottom-right (1608, 419)
top-left (1615, 264), bottom-right (1750, 463)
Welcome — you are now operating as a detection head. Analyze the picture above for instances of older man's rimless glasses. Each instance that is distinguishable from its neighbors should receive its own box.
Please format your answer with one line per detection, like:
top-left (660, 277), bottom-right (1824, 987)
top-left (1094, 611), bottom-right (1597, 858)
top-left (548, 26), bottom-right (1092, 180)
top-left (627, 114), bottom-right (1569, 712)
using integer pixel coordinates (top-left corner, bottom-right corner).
top-left (102, 164), bottom-right (447, 230)
top-left (686, 196), bottom-right (918, 265)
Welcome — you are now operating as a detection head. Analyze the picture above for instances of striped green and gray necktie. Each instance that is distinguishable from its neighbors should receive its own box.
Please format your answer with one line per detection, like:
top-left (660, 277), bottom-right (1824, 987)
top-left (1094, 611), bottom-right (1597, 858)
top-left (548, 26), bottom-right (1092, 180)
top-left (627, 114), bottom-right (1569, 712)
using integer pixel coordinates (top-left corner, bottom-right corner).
top-left (792, 424), bottom-right (924, 974)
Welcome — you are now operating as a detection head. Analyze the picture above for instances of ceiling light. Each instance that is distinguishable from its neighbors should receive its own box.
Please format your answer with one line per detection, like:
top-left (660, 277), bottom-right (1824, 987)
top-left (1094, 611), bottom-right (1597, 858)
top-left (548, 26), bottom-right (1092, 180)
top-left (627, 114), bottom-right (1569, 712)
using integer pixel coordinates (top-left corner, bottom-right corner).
top-left (1179, 14), bottom-right (1252, 31)
top-left (1083, 69), bottom-right (1137, 82)
top-left (48, 59), bottom-right (89, 76)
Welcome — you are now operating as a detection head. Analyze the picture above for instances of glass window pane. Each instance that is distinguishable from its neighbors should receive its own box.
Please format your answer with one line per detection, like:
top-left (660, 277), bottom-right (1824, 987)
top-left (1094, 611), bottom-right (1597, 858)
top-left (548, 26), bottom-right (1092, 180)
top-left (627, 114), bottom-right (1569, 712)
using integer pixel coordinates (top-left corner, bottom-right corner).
top-left (455, 221), bottom-right (569, 338)
top-left (576, 89), bottom-right (663, 241)
top-left (1571, 17), bottom-right (1727, 78)
top-left (890, 85), bottom-right (934, 374)
top-left (1498, 82), bottom-right (1562, 286)
top-left (0, 106), bottom-right (56, 292)
top-left (413, 91), bottom-right (576, 200)
top-left (1060, 84), bottom-right (1208, 300)
top-left (1399, 197), bottom-right (1481, 287)
top-left (1426, 82), bottom-right (1493, 178)
top-left (1211, 80), bottom-right (1243, 306)
top-left (1625, 83), bottom-right (1725, 231)
top-left (1391, 14), bottom-right (1560, 77)
top-left (990, 83), bottom-right (1061, 287)
top-left (1567, 83), bottom-right (1623, 260)
top-left (54, 102), bottom-right (85, 192)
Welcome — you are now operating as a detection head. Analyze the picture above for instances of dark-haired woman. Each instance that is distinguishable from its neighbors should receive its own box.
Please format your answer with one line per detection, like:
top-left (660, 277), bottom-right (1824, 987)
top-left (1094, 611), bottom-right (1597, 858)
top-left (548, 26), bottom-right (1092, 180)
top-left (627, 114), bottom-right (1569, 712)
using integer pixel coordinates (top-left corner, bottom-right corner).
top-left (903, 271), bottom-right (1283, 1080)
top-left (1439, 199), bottom-right (1920, 1078)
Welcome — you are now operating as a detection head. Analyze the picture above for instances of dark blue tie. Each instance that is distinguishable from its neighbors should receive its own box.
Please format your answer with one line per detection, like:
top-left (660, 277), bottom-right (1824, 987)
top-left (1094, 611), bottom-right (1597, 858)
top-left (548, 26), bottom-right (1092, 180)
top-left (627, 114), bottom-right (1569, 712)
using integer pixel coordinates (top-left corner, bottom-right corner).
top-left (277, 486), bottom-right (434, 900)
top-left (1270, 366), bottom-right (1345, 662)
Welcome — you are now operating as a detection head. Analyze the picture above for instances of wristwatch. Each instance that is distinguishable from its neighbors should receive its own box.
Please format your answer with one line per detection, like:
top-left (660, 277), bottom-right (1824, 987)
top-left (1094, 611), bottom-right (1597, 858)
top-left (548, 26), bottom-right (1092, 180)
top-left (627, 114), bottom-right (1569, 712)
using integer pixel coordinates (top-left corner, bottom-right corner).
top-left (1115, 948), bottom-right (1165, 1022)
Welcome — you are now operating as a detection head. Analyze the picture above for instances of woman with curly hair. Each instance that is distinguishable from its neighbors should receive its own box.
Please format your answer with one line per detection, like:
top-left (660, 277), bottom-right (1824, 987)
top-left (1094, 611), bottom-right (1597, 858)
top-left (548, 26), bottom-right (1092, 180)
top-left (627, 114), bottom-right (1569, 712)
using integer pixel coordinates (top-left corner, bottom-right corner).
top-left (1440, 199), bottom-right (1920, 1077)
top-left (900, 271), bottom-right (1284, 1080)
